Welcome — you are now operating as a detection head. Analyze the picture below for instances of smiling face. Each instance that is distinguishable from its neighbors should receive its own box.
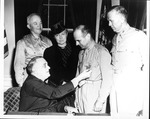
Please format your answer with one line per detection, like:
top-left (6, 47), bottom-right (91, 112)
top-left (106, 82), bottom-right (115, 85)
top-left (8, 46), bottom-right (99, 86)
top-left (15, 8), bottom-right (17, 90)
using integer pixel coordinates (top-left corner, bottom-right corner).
top-left (54, 30), bottom-right (68, 48)
top-left (107, 10), bottom-right (124, 33)
top-left (27, 15), bottom-right (43, 36)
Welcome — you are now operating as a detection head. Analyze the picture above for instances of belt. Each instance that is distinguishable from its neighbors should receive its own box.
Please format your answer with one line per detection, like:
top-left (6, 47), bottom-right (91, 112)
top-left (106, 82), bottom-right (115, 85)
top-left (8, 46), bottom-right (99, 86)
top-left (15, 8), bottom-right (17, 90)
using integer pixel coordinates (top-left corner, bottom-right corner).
top-left (85, 78), bottom-right (102, 84)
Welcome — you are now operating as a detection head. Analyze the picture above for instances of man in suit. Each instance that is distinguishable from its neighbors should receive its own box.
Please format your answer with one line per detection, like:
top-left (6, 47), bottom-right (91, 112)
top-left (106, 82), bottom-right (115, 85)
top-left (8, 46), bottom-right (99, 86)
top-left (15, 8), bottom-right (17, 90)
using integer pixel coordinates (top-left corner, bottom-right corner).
top-left (19, 56), bottom-right (91, 112)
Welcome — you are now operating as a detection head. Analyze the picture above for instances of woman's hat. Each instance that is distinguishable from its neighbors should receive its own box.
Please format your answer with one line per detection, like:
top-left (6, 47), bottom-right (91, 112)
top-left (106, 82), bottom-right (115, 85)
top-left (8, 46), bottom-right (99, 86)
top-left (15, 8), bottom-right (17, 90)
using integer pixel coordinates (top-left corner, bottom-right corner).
top-left (51, 21), bottom-right (66, 35)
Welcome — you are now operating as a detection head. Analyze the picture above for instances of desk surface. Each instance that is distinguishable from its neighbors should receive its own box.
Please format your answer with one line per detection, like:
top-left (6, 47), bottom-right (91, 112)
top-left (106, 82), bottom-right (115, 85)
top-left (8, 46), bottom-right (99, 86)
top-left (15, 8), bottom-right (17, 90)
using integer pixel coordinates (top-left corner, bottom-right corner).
top-left (5, 112), bottom-right (110, 116)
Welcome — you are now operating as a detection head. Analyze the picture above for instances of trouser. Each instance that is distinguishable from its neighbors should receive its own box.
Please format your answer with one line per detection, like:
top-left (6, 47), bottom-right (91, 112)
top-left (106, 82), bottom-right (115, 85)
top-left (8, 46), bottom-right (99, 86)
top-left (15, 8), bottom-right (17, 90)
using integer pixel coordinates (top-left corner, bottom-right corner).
top-left (110, 70), bottom-right (145, 116)
top-left (39, 91), bottom-right (75, 113)
top-left (56, 91), bottom-right (75, 112)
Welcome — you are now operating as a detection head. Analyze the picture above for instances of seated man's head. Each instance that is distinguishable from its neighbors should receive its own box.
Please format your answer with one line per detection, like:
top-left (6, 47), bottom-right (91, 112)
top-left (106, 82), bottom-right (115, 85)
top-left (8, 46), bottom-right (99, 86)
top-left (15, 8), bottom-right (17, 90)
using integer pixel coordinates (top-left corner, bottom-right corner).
top-left (27, 13), bottom-right (43, 37)
top-left (51, 21), bottom-right (68, 48)
top-left (27, 56), bottom-right (50, 81)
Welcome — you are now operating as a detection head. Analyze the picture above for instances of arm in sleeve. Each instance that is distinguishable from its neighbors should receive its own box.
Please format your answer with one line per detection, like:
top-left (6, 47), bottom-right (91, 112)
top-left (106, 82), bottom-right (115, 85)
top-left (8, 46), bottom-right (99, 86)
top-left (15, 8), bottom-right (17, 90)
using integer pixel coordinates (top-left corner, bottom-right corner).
top-left (27, 81), bottom-right (75, 99)
top-left (14, 40), bottom-right (26, 86)
top-left (138, 31), bottom-right (148, 72)
top-left (44, 36), bottom-right (53, 48)
top-left (138, 31), bottom-right (149, 113)
top-left (98, 49), bottom-right (113, 103)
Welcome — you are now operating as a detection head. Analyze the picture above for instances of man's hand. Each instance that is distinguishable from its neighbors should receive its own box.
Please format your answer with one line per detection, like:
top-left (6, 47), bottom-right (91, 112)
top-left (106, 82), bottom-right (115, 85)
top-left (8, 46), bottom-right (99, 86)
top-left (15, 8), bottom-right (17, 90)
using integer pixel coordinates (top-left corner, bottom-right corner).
top-left (62, 81), bottom-right (67, 85)
top-left (71, 69), bottom-right (92, 87)
top-left (136, 110), bottom-right (143, 116)
top-left (78, 80), bottom-right (86, 87)
top-left (93, 99), bottom-right (104, 112)
top-left (64, 106), bottom-right (79, 114)
top-left (77, 69), bottom-right (91, 80)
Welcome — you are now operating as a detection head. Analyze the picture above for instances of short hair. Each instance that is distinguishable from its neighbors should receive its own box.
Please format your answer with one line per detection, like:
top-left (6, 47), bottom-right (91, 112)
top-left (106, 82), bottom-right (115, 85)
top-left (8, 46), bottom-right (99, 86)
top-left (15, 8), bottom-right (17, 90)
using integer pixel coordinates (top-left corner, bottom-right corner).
top-left (75, 25), bottom-right (94, 38)
top-left (27, 13), bottom-right (41, 25)
top-left (26, 56), bottom-right (43, 75)
top-left (107, 5), bottom-right (128, 21)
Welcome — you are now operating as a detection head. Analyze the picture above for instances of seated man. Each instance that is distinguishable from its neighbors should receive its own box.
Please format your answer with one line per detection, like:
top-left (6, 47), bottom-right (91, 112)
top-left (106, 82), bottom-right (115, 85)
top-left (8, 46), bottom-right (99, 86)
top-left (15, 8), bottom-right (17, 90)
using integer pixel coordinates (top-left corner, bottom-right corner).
top-left (19, 56), bottom-right (91, 112)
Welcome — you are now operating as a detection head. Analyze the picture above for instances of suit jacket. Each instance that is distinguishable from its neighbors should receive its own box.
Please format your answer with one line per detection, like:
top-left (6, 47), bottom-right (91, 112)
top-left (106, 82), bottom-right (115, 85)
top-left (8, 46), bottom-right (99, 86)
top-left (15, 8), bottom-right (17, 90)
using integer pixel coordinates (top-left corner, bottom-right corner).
top-left (19, 75), bottom-right (75, 112)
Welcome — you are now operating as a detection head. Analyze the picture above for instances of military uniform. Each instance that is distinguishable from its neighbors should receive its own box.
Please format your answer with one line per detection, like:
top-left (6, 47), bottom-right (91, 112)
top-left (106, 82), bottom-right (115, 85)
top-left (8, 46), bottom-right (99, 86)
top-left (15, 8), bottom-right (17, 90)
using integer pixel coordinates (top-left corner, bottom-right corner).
top-left (75, 42), bottom-right (113, 113)
top-left (110, 24), bottom-right (148, 115)
top-left (14, 34), bottom-right (52, 86)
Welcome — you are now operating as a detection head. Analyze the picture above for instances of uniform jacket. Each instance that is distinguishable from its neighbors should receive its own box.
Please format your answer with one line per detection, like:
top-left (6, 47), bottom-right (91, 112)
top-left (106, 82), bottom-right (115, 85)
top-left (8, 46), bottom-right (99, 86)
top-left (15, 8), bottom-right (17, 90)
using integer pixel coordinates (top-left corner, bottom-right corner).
top-left (14, 34), bottom-right (52, 86)
top-left (75, 42), bottom-right (113, 113)
top-left (110, 25), bottom-right (148, 115)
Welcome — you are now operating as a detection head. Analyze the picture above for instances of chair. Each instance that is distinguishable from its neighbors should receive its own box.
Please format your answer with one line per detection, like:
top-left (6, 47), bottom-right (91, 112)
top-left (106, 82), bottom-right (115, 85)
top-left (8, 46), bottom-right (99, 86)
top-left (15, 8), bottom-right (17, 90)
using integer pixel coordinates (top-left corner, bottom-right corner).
top-left (4, 87), bottom-right (21, 113)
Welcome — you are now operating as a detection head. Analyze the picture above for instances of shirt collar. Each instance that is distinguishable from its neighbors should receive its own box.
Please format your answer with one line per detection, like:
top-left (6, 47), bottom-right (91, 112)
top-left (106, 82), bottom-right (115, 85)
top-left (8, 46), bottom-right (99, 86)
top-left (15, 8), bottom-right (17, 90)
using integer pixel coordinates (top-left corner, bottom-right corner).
top-left (31, 33), bottom-right (41, 41)
top-left (119, 24), bottom-right (130, 37)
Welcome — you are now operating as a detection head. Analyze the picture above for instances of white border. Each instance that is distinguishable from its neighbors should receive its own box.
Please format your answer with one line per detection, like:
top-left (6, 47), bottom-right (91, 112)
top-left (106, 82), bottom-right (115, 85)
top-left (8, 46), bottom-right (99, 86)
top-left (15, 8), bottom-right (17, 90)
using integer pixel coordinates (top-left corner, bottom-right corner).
top-left (0, 0), bottom-right (149, 119)
top-left (0, 0), bottom-right (4, 117)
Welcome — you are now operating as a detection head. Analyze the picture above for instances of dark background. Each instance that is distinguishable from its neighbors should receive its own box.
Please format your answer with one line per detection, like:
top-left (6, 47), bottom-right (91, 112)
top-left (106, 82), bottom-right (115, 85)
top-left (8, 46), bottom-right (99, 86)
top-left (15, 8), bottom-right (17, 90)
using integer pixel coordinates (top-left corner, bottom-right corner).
top-left (14, 0), bottom-right (97, 42)
top-left (14, 0), bottom-right (146, 43)
top-left (11, 0), bottom-right (147, 93)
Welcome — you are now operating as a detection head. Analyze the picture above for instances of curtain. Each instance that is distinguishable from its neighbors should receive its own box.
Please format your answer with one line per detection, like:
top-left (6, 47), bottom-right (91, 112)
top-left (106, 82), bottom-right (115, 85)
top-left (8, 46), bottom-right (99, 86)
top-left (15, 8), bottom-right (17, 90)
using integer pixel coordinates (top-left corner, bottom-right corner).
top-left (98, 0), bottom-right (146, 51)
top-left (98, 0), bottom-right (115, 51)
top-left (69, 0), bottom-right (97, 39)
top-left (120, 0), bottom-right (146, 30)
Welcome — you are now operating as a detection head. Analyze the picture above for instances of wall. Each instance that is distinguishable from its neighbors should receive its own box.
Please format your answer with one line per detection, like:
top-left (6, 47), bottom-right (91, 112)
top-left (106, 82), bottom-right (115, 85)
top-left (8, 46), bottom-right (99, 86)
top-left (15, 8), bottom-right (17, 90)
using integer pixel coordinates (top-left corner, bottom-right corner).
top-left (4, 0), bottom-right (15, 91)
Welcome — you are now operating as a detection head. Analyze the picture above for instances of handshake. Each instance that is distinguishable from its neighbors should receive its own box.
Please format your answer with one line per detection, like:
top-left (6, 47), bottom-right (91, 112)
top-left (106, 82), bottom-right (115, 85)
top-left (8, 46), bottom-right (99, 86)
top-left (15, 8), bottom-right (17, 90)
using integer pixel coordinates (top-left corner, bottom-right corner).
top-left (71, 69), bottom-right (92, 88)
